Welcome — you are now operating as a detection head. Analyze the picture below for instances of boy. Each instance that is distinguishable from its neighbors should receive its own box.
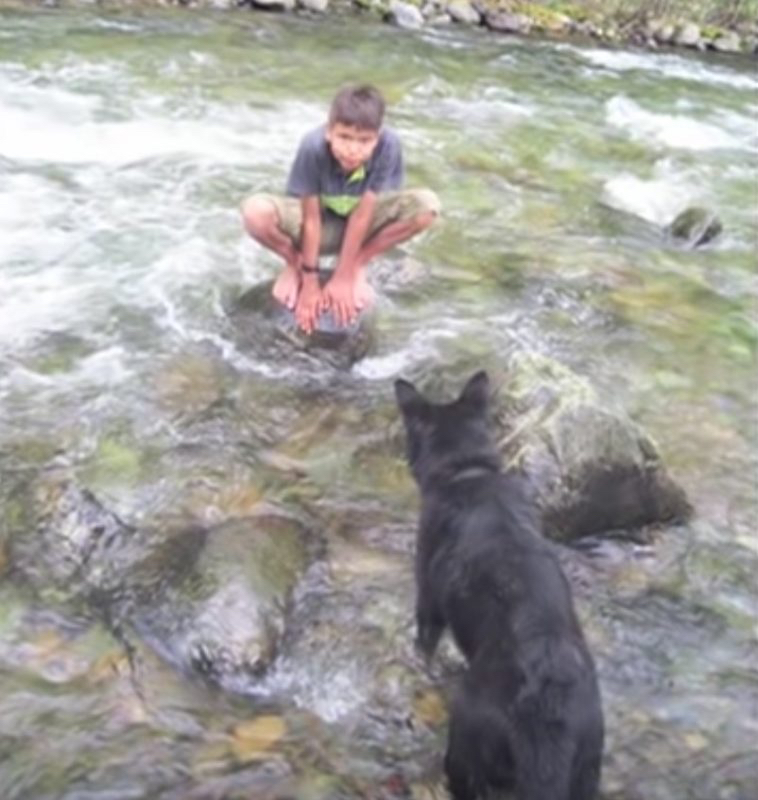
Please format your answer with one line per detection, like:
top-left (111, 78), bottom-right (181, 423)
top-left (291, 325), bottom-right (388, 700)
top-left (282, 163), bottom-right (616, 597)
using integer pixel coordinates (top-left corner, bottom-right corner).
top-left (241, 83), bottom-right (440, 334)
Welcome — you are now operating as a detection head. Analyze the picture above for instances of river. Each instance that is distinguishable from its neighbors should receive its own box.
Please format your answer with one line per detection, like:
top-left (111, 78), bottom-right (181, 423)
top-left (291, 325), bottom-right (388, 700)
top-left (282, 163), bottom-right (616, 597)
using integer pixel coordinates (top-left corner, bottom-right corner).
top-left (0, 8), bottom-right (756, 799)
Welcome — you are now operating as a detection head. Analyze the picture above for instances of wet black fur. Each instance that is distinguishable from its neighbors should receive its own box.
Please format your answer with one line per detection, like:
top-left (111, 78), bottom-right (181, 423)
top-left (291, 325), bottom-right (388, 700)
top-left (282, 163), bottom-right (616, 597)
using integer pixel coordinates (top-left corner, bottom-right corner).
top-left (395, 371), bottom-right (604, 800)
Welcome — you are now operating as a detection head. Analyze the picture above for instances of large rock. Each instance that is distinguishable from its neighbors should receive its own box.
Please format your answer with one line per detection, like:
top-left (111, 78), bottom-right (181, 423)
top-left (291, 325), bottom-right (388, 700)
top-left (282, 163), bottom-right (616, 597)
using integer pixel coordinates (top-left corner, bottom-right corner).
top-left (666, 206), bottom-right (723, 248)
top-left (493, 352), bottom-right (692, 541)
top-left (228, 276), bottom-right (377, 372)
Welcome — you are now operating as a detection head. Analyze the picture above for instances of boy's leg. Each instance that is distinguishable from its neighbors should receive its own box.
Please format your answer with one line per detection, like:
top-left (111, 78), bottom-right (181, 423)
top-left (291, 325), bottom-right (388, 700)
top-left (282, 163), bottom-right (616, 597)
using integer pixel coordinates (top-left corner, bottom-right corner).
top-left (353, 189), bottom-right (440, 308)
top-left (241, 194), bottom-right (303, 309)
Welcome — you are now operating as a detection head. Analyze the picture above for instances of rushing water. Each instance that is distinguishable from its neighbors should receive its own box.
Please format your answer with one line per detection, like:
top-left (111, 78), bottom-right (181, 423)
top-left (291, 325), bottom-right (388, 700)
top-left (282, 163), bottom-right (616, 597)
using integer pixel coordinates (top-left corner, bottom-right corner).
top-left (1, 8), bottom-right (757, 800)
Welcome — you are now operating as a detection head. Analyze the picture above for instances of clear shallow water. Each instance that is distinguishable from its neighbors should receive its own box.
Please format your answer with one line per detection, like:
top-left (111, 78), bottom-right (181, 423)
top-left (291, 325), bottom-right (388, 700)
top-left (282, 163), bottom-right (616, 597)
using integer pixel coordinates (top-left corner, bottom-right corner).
top-left (0, 8), bottom-right (757, 799)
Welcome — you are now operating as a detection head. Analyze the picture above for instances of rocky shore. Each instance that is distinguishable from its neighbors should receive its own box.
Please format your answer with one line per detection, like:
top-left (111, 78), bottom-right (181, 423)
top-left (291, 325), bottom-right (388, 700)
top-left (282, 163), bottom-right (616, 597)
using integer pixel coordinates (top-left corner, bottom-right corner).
top-left (3, 0), bottom-right (756, 56)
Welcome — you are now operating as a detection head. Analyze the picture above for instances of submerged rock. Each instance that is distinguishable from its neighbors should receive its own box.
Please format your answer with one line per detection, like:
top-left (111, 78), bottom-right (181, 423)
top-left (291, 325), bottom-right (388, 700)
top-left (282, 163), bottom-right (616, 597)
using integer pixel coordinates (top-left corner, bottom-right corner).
top-left (228, 277), bottom-right (377, 371)
top-left (6, 473), bottom-right (315, 690)
top-left (494, 352), bottom-right (693, 541)
top-left (667, 206), bottom-right (723, 248)
top-left (7, 474), bottom-right (205, 607)
top-left (135, 512), bottom-right (314, 690)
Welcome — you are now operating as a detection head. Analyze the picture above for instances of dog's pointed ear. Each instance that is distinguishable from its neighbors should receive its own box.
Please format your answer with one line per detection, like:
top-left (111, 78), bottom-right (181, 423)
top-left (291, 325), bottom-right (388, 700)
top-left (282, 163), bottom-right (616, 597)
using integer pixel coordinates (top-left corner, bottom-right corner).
top-left (394, 379), bottom-right (426, 417)
top-left (459, 370), bottom-right (490, 410)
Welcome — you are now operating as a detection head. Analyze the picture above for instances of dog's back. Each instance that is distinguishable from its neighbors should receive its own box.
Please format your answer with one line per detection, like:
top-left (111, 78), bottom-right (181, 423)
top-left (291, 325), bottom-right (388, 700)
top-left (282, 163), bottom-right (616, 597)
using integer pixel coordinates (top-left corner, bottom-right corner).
top-left (395, 371), bottom-right (604, 800)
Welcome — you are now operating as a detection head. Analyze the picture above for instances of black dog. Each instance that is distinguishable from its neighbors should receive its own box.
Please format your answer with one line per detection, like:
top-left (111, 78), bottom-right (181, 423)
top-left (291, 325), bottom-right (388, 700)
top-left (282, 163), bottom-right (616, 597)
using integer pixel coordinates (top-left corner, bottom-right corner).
top-left (395, 371), bottom-right (604, 800)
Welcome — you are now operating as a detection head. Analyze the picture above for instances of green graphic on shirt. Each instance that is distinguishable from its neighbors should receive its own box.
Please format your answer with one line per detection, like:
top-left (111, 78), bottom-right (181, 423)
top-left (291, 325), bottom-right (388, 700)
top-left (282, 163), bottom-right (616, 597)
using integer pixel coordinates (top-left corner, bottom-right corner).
top-left (321, 194), bottom-right (360, 216)
top-left (321, 165), bottom-right (366, 217)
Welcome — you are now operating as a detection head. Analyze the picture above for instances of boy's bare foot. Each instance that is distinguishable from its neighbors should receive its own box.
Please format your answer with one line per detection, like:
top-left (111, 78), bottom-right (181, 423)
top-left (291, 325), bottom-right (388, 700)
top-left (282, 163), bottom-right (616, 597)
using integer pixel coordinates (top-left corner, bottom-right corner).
top-left (272, 264), bottom-right (301, 310)
top-left (353, 270), bottom-right (375, 312)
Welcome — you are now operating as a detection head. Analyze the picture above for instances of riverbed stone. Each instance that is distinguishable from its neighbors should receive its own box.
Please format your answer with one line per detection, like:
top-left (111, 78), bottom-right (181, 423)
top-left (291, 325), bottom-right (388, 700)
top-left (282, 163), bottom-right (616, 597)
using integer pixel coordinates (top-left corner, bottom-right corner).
top-left (493, 351), bottom-right (693, 541)
top-left (655, 22), bottom-right (676, 43)
top-left (674, 21), bottom-right (701, 47)
top-left (427, 11), bottom-right (452, 24)
top-left (485, 10), bottom-right (532, 34)
top-left (298, 0), bottom-right (329, 12)
top-left (447, 0), bottom-right (480, 25)
top-left (387, 0), bottom-right (425, 29)
top-left (712, 31), bottom-right (741, 53)
top-left (666, 206), bottom-right (723, 248)
top-left (251, 0), bottom-right (296, 9)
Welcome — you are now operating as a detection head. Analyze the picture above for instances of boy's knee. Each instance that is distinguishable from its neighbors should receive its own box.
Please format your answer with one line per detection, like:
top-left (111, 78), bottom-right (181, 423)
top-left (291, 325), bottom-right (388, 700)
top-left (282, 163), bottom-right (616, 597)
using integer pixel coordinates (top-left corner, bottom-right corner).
top-left (414, 188), bottom-right (441, 219)
top-left (415, 208), bottom-right (438, 232)
top-left (406, 189), bottom-right (440, 232)
top-left (241, 194), bottom-right (277, 235)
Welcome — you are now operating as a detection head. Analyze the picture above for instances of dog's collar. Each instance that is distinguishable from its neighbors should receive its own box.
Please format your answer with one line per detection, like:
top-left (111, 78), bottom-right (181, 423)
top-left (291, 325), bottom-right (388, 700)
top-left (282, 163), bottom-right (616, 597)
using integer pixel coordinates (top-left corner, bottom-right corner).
top-left (448, 463), bottom-right (499, 484)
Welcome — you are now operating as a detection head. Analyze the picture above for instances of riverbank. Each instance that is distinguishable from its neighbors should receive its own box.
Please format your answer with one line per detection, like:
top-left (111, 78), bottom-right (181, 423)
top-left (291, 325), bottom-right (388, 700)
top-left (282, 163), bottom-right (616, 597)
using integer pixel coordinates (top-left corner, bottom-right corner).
top-left (2, 0), bottom-right (757, 56)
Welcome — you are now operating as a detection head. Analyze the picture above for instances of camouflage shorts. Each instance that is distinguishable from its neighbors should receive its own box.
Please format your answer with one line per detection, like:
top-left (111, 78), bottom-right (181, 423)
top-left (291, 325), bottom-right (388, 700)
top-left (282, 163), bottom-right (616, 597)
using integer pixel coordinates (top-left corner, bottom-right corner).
top-left (255, 188), bottom-right (441, 256)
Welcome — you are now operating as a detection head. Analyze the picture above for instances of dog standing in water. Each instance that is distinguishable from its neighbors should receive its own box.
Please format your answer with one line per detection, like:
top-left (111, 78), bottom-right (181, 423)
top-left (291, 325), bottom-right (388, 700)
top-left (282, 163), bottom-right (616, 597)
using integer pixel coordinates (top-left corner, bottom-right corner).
top-left (395, 371), bottom-right (604, 800)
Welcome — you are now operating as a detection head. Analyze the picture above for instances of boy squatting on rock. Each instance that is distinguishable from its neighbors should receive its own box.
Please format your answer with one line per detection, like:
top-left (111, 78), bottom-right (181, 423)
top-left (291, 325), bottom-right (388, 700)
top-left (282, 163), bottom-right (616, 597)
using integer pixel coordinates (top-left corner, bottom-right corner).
top-left (241, 83), bottom-right (441, 334)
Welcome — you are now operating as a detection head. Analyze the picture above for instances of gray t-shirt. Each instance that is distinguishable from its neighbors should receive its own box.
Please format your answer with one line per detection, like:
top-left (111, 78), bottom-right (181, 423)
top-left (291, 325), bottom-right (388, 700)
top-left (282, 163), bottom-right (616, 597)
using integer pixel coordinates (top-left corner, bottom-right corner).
top-left (286, 124), bottom-right (404, 217)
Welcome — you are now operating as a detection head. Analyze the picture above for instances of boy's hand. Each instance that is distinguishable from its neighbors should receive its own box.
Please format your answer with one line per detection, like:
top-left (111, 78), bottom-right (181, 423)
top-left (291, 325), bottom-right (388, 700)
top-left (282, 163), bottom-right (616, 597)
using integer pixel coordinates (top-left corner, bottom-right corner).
top-left (322, 273), bottom-right (358, 328)
top-left (294, 274), bottom-right (324, 334)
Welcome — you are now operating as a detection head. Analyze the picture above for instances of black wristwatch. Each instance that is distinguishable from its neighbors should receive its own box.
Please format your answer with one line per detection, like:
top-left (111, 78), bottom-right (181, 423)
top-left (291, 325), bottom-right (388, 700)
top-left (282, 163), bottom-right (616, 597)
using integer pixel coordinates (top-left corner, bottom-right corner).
top-left (301, 263), bottom-right (319, 274)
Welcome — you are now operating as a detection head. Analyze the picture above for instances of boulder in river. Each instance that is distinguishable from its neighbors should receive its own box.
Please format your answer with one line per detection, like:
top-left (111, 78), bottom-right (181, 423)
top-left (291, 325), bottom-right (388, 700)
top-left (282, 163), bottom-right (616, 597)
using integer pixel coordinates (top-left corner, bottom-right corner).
top-left (493, 352), bottom-right (693, 541)
top-left (666, 206), bottom-right (723, 248)
top-left (228, 276), bottom-right (377, 371)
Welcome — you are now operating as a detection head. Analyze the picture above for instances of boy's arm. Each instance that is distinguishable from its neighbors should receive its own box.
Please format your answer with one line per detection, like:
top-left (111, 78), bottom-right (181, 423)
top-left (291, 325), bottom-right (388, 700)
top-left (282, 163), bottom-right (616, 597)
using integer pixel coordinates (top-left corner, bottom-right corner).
top-left (294, 195), bottom-right (325, 335)
top-left (324, 191), bottom-right (377, 326)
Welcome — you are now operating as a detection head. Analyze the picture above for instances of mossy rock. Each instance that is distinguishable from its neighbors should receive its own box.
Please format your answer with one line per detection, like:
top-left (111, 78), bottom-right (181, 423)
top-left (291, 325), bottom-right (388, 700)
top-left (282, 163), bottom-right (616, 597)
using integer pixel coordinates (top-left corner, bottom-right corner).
top-left (494, 351), bottom-right (693, 541)
top-left (666, 206), bottom-right (723, 248)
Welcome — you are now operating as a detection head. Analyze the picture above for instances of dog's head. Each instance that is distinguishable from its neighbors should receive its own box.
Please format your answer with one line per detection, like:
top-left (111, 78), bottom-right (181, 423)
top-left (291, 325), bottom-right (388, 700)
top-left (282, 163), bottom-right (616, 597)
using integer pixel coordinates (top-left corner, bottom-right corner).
top-left (394, 370), bottom-right (500, 488)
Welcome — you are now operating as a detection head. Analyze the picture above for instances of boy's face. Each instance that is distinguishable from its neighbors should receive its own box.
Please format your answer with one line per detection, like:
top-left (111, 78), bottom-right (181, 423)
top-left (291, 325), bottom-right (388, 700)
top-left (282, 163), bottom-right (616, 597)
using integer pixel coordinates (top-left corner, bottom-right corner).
top-left (326, 122), bottom-right (380, 174)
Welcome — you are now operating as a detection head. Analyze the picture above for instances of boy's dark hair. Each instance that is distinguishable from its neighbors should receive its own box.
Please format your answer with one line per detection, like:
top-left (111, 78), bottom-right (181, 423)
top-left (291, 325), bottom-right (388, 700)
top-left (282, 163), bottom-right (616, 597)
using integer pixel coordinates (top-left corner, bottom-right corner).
top-left (329, 84), bottom-right (385, 131)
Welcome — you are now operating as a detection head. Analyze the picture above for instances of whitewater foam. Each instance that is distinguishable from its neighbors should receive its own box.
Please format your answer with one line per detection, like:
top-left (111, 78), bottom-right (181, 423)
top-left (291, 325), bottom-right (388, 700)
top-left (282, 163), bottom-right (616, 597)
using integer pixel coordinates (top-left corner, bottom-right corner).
top-left (606, 95), bottom-right (743, 151)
